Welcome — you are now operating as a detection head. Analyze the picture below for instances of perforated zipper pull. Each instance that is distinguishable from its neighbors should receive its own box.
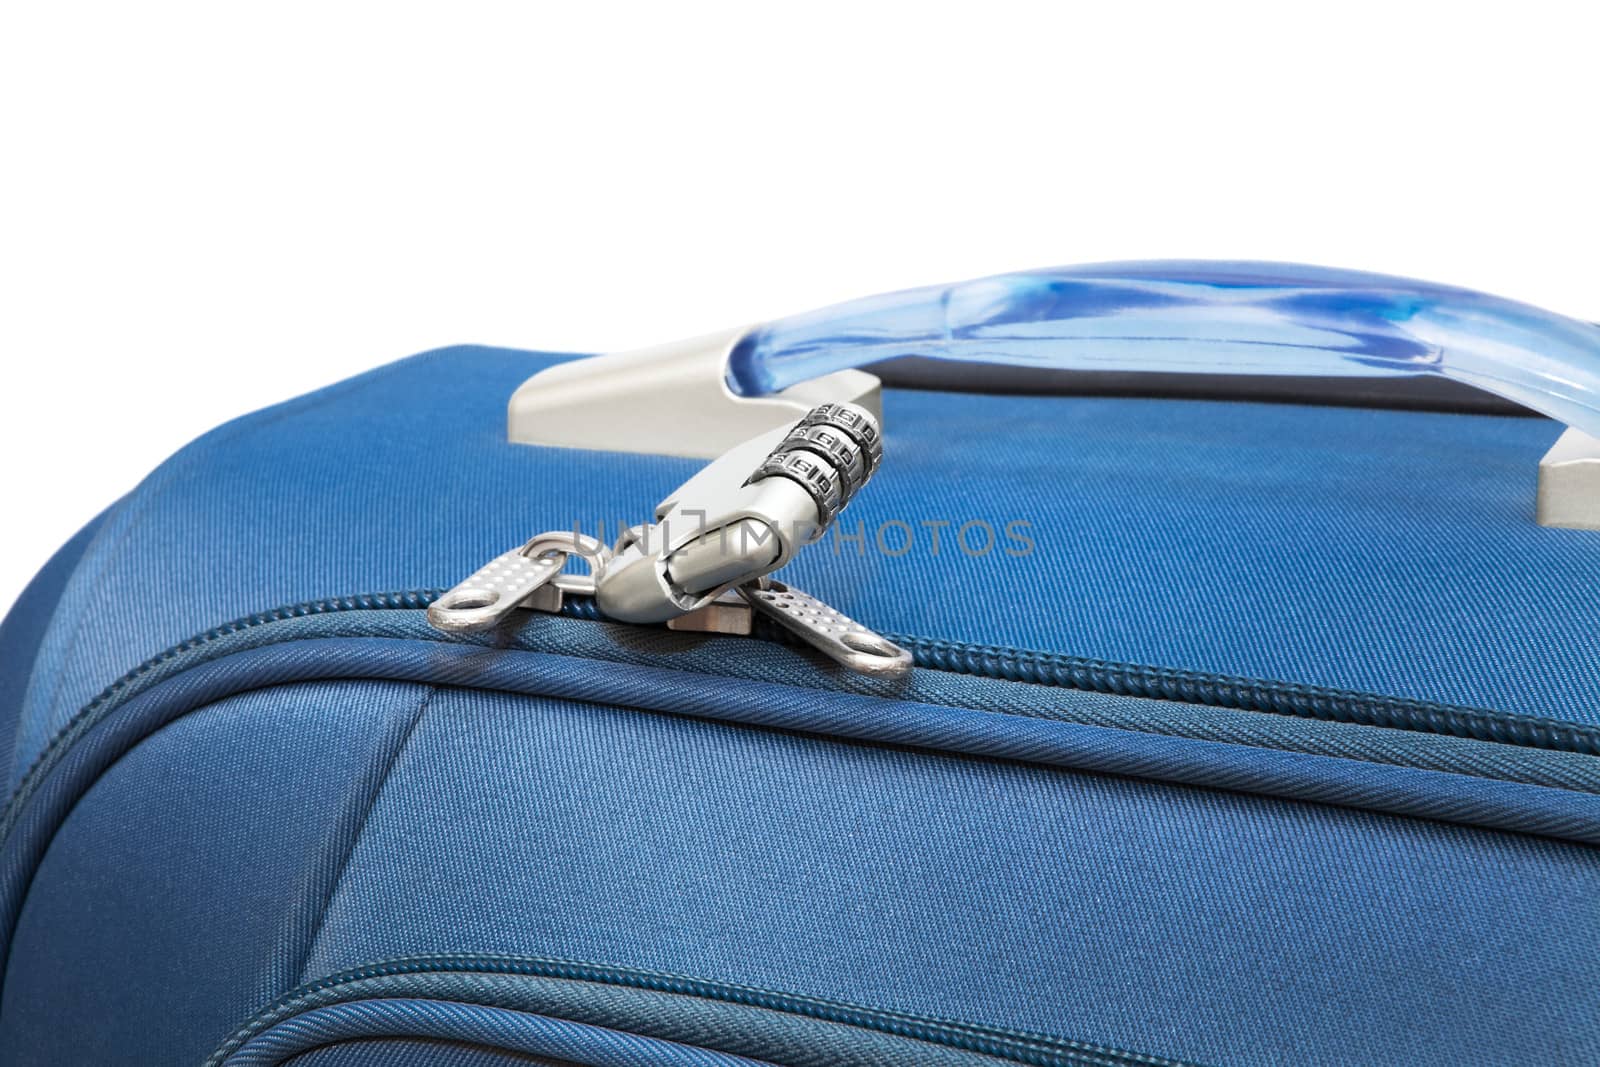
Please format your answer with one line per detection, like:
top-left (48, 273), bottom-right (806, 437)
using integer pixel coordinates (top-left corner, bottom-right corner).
top-left (427, 532), bottom-right (611, 634)
top-left (741, 580), bottom-right (912, 677)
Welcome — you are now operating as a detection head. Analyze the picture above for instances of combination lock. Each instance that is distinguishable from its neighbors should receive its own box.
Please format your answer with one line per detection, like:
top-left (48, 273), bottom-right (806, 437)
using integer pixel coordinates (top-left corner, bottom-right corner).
top-left (596, 402), bottom-right (883, 624)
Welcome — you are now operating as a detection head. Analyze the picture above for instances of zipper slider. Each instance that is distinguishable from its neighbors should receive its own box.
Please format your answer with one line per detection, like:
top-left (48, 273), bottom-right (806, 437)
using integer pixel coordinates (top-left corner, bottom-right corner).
top-left (428, 403), bottom-right (910, 678)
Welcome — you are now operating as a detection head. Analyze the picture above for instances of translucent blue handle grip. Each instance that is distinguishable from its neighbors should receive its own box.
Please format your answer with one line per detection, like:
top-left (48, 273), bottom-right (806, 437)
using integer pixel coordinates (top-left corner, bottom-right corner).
top-left (729, 261), bottom-right (1600, 435)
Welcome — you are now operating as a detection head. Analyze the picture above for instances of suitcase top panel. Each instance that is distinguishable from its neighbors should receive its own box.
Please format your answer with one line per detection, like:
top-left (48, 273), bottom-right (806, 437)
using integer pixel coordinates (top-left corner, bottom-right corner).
top-left (9, 345), bottom-right (1592, 785)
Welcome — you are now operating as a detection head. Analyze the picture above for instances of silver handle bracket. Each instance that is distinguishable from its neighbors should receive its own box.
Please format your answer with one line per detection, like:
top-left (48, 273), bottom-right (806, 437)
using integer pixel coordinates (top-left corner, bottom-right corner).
top-left (1538, 427), bottom-right (1600, 530)
top-left (507, 326), bottom-right (882, 459)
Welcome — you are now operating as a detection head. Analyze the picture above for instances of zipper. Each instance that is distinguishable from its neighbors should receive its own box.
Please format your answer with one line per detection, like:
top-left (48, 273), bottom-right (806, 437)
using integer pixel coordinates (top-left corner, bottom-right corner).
top-left (12, 580), bottom-right (1598, 853)
top-left (206, 952), bottom-right (1187, 1067)
top-left (553, 587), bottom-right (1600, 757)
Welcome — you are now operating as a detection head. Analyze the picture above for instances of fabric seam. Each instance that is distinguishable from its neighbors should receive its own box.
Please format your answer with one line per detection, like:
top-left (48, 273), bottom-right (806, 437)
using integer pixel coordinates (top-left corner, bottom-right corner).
top-left (288, 684), bottom-right (439, 987)
top-left (207, 954), bottom-right (1189, 1067)
top-left (23, 346), bottom-right (510, 745)
top-left (12, 622), bottom-right (1600, 853)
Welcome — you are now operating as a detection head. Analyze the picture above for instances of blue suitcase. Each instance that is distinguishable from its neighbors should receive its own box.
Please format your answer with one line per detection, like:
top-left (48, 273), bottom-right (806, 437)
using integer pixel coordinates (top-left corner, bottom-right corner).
top-left (3, 262), bottom-right (1599, 1066)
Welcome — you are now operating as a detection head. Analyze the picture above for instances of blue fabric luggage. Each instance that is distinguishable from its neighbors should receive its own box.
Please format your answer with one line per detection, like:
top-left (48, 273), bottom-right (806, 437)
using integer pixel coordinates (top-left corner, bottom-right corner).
top-left (2, 262), bottom-right (1598, 1066)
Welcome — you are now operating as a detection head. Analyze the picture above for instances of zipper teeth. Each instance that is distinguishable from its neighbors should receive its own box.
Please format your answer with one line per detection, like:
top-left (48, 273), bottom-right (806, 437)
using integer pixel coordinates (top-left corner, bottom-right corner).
top-left (210, 953), bottom-right (1181, 1067)
top-left (891, 633), bottom-right (1600, 756)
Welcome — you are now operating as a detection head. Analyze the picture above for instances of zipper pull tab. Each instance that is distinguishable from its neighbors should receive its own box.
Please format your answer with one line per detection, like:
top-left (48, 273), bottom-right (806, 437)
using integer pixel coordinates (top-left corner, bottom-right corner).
top-left (741, 580), bottom-right (912, 677)
top-left (427, 532), bottom-right (611, 633)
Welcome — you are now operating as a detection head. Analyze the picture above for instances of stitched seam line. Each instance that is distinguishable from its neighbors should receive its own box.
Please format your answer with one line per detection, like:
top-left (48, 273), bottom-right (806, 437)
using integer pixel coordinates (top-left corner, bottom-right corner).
top-left (289, 683), bottom-right (439, 986)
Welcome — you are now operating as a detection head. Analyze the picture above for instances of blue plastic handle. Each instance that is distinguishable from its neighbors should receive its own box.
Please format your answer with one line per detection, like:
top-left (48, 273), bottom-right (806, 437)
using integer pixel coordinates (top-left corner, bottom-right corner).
top-left (728, 261), bottom-right (1600, 435)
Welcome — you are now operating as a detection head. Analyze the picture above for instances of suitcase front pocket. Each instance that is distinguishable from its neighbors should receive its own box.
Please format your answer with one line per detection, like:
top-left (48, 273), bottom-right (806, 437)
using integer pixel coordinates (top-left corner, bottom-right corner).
top-left (8, 598), bottom-right (1600, 1066)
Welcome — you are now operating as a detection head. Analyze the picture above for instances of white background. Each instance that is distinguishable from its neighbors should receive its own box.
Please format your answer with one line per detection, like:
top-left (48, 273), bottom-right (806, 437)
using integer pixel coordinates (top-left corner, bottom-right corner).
top-left (1, 2), bottom-right (1596, 619)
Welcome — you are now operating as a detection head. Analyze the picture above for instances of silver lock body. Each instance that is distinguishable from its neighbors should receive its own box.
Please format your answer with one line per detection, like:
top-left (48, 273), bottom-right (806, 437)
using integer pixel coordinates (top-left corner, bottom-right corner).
top-left (596, 403), bottom-right (881, 624)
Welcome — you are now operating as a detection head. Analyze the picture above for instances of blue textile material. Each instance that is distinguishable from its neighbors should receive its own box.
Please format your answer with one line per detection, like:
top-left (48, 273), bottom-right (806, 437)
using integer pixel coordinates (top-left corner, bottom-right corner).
top-left (226, 1000), bottom-right (776, 1067)
top-left (0, 508), bottom-right (107, 789)
top-left (0, 681), bottom-right (428, 1067)
top-left (6, 670), bottom-right (1595, 1065)
top-left (285, 1040), bottom-right (573, 1067)
top-left (295, 685), bottom-right (1600, 1067)
top-left (9, 604), bottom-right (1600, 855)
top-left (7, 345), bottom-right (1600, 793)
top-left (5, 631), bottom-right (1599, 878)
top-left (211, 957), bottom-right (1076, 1067)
